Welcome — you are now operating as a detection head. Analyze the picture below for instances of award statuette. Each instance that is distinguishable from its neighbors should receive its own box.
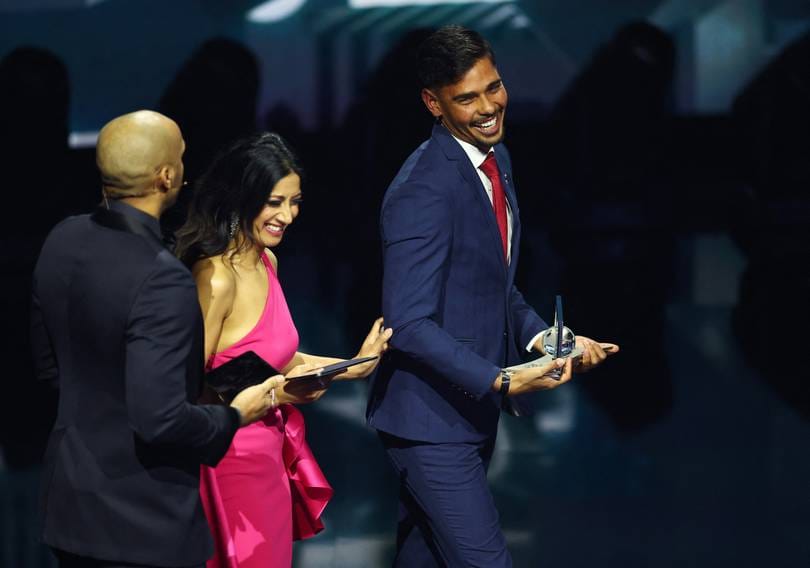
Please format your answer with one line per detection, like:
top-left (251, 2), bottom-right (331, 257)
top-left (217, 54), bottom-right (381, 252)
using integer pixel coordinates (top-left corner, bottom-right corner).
top-left (504, 295), bottom-right (581, 380)
top-left (542, 295), bottom-right (576, 379)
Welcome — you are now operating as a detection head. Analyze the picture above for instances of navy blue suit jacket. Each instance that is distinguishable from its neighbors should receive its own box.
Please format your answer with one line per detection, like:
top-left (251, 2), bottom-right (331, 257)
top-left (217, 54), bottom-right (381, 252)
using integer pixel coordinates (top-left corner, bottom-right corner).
top-left (367, 125), bottom-right (546, 443)
top-left (31, 201), bottom-right (240, 565)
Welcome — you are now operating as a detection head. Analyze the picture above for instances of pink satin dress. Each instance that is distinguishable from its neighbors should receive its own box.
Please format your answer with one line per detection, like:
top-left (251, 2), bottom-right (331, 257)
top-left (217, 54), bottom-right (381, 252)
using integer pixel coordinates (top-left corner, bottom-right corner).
top-left (200, 252), bottom-right (333, 568)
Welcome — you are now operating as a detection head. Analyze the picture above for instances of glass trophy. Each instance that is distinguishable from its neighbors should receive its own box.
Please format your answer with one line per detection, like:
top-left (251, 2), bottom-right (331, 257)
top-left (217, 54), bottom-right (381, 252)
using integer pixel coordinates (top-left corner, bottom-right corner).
top-left (541, 295), bottom-right (576, 378)
top-left (504, 295), bottom-right (581, 380)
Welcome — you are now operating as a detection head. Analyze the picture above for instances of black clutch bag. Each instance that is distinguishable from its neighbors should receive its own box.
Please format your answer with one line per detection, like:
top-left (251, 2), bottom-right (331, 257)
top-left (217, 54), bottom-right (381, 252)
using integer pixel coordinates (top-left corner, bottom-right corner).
top-left (205, 350), bottom-right (280, 402)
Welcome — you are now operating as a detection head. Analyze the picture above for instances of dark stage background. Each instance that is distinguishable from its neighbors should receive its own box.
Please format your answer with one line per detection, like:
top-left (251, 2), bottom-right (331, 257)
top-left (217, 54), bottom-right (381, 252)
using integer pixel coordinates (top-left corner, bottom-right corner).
top-left (1, 1), bottom-right (809, 566)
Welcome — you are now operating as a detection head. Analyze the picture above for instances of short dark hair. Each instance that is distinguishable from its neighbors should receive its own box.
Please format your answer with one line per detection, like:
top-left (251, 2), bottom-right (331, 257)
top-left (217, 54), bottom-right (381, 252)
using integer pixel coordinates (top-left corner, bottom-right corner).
top-left (174, 132), bottom-right (302, 267)
top-left (417, 25), bottom-right (496, 90)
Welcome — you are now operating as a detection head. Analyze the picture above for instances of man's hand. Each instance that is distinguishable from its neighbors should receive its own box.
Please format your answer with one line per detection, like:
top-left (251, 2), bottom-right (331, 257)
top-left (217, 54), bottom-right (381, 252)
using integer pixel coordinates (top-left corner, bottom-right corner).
top-left (277, 364), bottom-right (333, 405)
top-left (230, 375), bottom-right (285, 426)
top-left (492, 358), bottom-right (574, 395)
top-left (572, 336), bottom-right (619, 373)
top-left (340, 317), bottom-right (393, 380)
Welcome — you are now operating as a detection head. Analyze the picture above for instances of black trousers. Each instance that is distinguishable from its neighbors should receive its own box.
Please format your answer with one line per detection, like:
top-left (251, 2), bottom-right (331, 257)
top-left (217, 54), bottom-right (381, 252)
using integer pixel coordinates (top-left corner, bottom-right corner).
top-left (53, 549), bottom-right (204, 568)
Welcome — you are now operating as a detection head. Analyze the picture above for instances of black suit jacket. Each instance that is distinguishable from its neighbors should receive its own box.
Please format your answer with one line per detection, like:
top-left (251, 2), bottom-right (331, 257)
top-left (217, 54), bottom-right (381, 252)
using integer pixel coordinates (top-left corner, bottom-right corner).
top-left (31, 200), bottom-right (240, 566)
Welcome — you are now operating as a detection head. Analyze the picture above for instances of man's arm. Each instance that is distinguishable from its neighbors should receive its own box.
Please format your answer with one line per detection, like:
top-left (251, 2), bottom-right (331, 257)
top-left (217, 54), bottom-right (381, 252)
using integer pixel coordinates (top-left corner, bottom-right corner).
top-left (30, 275), bottom-right (58, 388)
top-left (125, 257), bottom-right (240, 466)
top-left (508, 285), bottom-right (547, 354)
top-left (382, 182), bottom-right (501, 399)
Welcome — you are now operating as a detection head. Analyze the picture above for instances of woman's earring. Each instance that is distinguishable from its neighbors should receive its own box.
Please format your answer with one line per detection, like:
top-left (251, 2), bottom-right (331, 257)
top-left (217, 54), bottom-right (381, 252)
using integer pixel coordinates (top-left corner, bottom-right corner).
top-left (229, 215), bottom-right (239, 239)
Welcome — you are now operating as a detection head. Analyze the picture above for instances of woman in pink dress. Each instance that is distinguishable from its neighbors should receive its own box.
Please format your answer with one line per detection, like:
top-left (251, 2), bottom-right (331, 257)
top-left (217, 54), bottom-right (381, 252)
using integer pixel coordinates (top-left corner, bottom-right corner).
top-left (174, 132), bottom-right (391, 568)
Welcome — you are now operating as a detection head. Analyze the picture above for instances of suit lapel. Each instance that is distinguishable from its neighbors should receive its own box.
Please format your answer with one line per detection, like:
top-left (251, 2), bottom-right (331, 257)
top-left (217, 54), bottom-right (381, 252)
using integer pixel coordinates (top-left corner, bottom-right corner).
top-left (496, 148), bottom-right (520, 282)
top-left (457, 160), bottom-right (509, 271)
top-left (433, 126), bottom-right (508, 272)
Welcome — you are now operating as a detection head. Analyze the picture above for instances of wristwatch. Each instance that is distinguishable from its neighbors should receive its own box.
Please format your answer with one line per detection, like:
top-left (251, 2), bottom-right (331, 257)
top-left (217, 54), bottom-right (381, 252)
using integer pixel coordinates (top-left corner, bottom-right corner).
top-left (499, 369), bottom-right (512, 397)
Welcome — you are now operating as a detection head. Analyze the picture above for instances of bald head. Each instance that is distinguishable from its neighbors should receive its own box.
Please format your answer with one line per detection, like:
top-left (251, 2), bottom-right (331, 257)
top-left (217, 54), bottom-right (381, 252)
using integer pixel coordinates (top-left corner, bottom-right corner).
top-left (96, 110), bottom-right (184, 199)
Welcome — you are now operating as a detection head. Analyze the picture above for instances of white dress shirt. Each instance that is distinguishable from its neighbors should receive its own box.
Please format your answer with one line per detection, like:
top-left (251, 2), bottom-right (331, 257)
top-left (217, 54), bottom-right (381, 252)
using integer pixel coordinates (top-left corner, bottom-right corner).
top-left (451, 135), bottom-right (513, 263)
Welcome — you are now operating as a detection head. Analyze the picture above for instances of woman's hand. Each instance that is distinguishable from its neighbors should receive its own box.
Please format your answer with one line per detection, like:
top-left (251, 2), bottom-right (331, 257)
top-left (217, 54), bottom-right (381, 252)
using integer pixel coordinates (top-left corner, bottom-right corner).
top-left (339, 317), bottom-right (393, 380)
top-left (276, 364), bottom-right (332, 405)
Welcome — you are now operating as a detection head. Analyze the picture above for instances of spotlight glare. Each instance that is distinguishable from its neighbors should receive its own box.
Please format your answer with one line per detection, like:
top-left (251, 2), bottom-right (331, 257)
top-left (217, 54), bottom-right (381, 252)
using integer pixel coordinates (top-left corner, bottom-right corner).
top-left (69, 131), bottom-right (99, 149)
top-left (349, 0), bottom-right (508, 8)
top-left (247, 0), bottom-right (306, 23)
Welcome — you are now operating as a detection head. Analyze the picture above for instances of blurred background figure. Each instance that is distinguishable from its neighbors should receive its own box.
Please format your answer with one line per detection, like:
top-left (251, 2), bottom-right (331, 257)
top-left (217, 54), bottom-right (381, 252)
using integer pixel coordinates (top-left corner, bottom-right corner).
top-left (158, 37), bottom-right (261, 235)
top-left (540, 22), bottom-right (677, 433)
top-left (731, 30), bottom-right (810, 420)
top-left (0, 47), bottom-right (93, 237)
top-left (333, 28), bottom-right (434, 345)
top-left (0, 46), bottom-right (90, 568)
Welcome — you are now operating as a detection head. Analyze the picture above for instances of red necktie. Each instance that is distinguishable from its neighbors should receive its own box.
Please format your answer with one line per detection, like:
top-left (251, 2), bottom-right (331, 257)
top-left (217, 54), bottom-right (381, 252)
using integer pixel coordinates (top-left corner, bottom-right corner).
top-left (479, 152), bottom-right (508, 261)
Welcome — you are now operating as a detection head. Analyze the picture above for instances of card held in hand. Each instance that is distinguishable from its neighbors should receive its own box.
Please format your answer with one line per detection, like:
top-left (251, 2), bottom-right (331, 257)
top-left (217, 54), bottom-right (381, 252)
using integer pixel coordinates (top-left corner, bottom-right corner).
top-left (205, 350), bottom-right (280, 402)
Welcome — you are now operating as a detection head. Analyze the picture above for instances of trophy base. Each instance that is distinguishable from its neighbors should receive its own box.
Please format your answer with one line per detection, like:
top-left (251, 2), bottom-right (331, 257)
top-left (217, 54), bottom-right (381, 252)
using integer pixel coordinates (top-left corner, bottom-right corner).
top-left (504, 346), bottom-right (584, 380)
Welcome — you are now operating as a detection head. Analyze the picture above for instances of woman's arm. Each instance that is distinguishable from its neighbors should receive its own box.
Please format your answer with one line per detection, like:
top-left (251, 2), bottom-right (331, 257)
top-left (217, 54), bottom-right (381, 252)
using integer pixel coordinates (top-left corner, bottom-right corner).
top-left (284, 352), bottom-right (342, 372)
top-left (283, 318), bottom-right (392, 380)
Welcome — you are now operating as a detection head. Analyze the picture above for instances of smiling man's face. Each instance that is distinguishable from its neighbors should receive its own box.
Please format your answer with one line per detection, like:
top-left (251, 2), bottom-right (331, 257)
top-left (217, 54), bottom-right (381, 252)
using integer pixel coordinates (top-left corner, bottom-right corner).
top-left (421, 56), bottom-right (507, 152)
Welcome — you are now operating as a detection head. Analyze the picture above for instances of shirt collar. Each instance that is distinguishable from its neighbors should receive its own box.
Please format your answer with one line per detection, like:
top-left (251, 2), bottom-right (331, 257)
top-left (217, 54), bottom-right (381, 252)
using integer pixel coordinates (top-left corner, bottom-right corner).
top-left (108, 200), bottom-right (162, 241)
top-left (450, 133), bottom-right (492, 170)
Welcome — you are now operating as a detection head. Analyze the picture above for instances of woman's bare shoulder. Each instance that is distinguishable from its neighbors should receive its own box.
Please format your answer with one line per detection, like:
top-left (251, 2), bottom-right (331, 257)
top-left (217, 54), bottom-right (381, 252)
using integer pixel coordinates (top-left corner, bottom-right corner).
top-left (264, 248), bottom-right (278, 272)
top-left (192, 256), bottom-right (236, 298)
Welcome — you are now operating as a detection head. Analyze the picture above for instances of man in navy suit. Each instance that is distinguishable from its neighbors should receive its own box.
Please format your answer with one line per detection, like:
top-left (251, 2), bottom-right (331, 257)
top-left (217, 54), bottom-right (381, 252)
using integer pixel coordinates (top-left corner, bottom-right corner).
top-left (31, 111), bottom-right (280, 567)
top-left (367, 26), bottom-right (619, 567)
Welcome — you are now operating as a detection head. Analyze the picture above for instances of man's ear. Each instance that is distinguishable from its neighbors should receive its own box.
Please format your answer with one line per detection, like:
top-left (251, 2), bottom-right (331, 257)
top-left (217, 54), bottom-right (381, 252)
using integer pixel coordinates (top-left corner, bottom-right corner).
top-left (421, 88), bottom-right (443, 119)
top-left (156, 165), bottom-right (173, 193)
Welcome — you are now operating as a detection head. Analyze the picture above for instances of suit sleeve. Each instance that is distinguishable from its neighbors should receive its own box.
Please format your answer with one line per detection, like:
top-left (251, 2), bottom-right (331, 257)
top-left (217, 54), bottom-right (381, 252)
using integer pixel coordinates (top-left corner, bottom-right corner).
top-left (30, 276), bottom-right (59, 388)
top-left (382, 182), bottom-right (501, 399)
top-left (509, 285), bottom-right (547, 352)
top-left (125, 256), bottom-right (240, 466)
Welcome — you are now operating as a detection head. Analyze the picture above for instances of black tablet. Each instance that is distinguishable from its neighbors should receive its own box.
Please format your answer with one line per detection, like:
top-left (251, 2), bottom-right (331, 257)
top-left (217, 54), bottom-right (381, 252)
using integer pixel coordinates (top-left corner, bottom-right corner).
top-left (286, 356), bottom-right (378, 381)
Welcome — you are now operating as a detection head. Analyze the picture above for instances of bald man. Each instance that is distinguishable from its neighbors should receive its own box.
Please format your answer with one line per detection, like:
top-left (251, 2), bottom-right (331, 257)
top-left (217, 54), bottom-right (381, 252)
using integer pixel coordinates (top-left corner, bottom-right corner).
top-left (31, 111), bottom-right (280, 568)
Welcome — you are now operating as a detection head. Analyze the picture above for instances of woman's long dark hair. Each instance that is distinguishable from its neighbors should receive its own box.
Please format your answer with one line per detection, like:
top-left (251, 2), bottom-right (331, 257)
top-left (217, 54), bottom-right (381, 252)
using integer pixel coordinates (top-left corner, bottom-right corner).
top-left (175, 132), bottom-right (302, 267)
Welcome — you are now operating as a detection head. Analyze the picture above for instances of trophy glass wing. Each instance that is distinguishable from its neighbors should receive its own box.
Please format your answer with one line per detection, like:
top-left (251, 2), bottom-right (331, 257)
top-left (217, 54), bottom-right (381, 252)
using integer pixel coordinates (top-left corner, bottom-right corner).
top-left (504, 295), bottom-right (580, 379)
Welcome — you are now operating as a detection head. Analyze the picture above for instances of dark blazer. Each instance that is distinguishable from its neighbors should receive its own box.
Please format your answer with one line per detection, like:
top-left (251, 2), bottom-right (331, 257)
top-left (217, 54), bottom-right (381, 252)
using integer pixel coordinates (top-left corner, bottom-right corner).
top-left (31, 201), bottom-right (240, 566)
top-left (367, 124), bottom-right (547, 443)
